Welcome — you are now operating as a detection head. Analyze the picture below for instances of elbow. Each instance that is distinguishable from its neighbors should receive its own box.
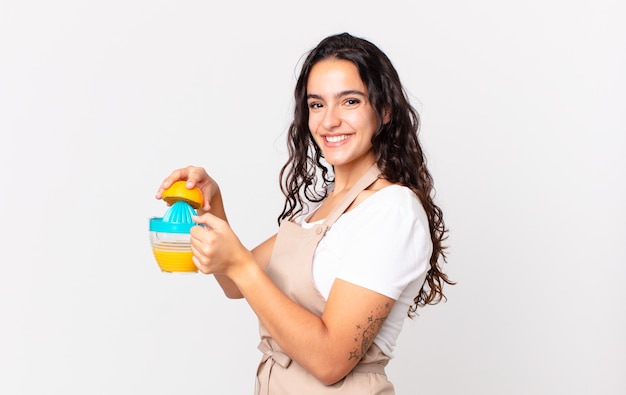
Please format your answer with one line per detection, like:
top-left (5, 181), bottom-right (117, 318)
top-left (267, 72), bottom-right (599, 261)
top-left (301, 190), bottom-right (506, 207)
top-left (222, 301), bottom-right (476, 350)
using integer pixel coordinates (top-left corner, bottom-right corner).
top-left (310, 362), bottom-right (354, 386)
top-left (318, 374), bottom-right (344, 387)
top-left (317, 371), bottom-right (349, 387)
top-left (223, 289), bottom-right (244, 299)
top-left (301, 344), bottom-right (358, 385)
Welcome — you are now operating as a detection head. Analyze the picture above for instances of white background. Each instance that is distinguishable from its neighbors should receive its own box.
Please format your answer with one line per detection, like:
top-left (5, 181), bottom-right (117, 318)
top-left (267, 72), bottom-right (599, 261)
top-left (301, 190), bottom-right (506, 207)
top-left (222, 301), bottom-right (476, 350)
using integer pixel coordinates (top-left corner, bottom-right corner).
top-left (1, 1), bottom-right (624, 394)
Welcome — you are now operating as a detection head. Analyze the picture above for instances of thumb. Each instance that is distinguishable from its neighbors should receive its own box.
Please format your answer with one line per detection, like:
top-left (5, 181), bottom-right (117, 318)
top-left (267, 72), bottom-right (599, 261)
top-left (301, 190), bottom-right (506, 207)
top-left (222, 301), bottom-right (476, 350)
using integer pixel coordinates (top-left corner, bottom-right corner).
top-left (193, 211), bottom-right (224, 229)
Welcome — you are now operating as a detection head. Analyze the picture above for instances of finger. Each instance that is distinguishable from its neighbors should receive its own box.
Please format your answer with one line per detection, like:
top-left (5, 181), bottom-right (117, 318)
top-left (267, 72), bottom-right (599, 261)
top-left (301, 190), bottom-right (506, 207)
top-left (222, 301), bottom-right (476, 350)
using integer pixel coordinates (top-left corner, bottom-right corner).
top-left (155, 166), bottom-right (203, 199)
top-left (155, 168), bottom-right (188, 199)
top-left (191, 255), bottom-right (210, 274)
top-left (192, 212), bottom-right (224, 229)
top-left (202, 197), bottom-right (212, 212)
top-left (182, 165), bottom-right (206, 188)
top-left (189, 228), bottom-right (214, 275)
top-left (190, 222), bottom-right (212, 245)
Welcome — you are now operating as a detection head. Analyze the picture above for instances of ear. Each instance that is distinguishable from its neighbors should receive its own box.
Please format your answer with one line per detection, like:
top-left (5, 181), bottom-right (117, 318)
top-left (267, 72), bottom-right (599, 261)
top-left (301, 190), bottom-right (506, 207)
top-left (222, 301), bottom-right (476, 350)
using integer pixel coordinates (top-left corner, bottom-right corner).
top-left (382, 106), bottom-right (391, 124)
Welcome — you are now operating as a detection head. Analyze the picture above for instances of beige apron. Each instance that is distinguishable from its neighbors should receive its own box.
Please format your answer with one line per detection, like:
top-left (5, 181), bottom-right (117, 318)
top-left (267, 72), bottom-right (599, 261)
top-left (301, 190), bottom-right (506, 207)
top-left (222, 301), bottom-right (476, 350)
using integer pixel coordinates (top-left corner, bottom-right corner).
top-left (255, 164), bottom-right (395, 395)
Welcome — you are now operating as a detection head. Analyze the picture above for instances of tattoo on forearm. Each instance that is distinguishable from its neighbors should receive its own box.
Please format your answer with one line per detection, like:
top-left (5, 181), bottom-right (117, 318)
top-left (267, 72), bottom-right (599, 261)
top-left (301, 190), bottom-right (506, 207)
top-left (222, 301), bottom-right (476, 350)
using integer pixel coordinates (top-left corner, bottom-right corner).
top-left (348, 302), bottom-right (391, 361)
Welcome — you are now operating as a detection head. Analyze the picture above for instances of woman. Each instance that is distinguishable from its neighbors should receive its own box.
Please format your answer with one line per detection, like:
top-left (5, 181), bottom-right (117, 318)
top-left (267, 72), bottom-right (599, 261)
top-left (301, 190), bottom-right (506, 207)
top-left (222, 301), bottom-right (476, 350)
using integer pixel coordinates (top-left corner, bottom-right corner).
top-left (156, 32), bottom-right (453, 394)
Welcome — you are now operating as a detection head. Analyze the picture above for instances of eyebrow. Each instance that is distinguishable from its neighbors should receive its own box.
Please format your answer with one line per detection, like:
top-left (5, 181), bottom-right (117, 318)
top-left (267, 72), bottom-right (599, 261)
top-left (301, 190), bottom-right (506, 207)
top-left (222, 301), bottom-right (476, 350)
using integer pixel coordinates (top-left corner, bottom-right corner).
top-left (307, 89), bottom-right (367, 101)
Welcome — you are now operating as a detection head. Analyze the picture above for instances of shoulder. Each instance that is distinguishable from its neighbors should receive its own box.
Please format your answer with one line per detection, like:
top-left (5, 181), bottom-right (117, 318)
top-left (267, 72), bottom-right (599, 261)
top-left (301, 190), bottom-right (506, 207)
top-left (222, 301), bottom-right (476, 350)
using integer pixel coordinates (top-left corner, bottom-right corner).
top-left (351, 178), bottom-right (424, 213)
top-left (356, 184), bottom-right (426, 217)
top-left (339, 184), bottom-right (429, 238)
top-left (350, 177), bottom-right (393, 207)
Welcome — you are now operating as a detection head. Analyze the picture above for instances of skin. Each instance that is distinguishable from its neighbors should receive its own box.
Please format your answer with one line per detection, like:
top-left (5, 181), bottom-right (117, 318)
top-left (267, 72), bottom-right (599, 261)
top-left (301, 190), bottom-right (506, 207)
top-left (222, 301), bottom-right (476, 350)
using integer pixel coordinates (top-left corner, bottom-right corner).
top-left (155, 59), bottom-right (395, 385)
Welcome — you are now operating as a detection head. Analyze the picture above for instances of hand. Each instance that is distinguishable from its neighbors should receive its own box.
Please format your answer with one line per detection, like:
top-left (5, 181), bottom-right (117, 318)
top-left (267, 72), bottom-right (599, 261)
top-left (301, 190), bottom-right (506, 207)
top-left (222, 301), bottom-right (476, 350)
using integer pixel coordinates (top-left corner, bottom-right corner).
top-left (190, 212), bottom-right (254, 277)
top-left (155, 165), bottom-right (218, 212)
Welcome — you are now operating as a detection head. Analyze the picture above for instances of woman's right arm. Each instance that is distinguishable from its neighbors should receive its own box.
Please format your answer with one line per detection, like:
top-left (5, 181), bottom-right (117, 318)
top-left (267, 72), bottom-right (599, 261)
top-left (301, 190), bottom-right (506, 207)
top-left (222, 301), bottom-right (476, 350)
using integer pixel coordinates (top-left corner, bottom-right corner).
top-left (156, 166), bottom-right (275, 299)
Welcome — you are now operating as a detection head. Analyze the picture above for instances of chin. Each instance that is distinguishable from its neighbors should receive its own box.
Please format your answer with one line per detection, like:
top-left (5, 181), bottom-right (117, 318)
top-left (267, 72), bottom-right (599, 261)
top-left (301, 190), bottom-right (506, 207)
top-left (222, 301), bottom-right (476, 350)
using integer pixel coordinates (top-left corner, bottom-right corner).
top-left (322, 157), bottom-right (346, 167)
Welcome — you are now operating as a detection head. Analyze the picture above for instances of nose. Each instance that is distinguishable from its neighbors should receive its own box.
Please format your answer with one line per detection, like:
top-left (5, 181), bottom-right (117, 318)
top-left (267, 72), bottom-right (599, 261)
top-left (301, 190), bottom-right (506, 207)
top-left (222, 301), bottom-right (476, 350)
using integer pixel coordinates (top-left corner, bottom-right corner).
top-left (322, 106), bottom-right (341, 129)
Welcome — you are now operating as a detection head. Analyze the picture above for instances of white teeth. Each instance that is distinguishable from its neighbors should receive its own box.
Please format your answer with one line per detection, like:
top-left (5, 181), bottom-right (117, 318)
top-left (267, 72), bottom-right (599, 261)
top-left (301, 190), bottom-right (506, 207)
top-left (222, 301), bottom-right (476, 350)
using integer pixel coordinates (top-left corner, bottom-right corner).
top-left (325, 135), bottom-right (349, 143)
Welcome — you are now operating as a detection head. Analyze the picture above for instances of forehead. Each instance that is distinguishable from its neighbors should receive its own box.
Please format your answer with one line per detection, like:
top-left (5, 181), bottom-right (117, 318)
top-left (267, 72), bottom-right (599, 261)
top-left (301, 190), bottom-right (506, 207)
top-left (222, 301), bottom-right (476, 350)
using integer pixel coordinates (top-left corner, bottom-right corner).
top-left (306, 59), bottom-right (367, 93)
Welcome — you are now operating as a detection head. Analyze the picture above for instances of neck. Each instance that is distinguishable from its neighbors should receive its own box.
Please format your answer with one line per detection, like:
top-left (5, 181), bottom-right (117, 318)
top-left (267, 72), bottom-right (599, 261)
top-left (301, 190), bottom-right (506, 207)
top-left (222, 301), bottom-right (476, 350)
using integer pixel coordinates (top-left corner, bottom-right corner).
top-left (331, 160), bottom-right (377, 195)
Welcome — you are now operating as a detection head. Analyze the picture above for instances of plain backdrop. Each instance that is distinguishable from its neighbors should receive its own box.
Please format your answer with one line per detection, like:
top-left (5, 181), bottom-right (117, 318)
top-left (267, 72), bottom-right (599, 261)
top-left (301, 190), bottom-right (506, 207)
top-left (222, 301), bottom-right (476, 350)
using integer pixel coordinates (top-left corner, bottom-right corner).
top-left (1, 1), bottom-right (624, 394)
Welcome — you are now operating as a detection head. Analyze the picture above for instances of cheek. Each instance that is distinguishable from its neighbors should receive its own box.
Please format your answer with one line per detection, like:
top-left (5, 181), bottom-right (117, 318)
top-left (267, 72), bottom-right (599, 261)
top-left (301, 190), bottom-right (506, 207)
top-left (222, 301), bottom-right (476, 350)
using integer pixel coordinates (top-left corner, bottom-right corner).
top-left (308, 113), bottom-right (321, 134)
top-left (357, 112), bottom-right (379, 134)
top-left (345, 113), bottom-right (369, 132)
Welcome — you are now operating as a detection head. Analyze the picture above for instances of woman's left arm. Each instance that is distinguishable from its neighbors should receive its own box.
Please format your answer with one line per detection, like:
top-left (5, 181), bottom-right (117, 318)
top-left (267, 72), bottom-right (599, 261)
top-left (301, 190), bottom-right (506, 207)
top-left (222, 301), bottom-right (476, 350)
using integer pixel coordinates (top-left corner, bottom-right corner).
top-left (191, 212), bottom-right (394, 386)
top-left (240, 268), bottom-right (394, 385)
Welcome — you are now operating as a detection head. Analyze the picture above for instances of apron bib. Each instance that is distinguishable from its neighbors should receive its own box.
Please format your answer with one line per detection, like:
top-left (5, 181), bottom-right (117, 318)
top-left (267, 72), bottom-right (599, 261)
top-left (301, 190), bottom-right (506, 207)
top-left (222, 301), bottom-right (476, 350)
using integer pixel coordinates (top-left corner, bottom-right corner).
top-left (255, 164), bottom-right (395, 395)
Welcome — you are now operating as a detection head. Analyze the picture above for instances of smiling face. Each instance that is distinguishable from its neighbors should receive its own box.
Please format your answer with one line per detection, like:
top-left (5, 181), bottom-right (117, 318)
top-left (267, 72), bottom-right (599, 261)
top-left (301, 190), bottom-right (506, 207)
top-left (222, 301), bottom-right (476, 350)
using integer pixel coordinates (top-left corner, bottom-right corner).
top-left (306, 59), bottom-right (383, 171)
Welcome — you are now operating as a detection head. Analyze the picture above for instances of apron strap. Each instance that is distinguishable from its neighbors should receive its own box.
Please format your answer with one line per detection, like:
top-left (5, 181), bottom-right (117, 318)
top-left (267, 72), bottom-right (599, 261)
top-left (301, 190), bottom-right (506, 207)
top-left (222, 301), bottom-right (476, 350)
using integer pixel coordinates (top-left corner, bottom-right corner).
top-left (324, 163), bottom-right (381, 227)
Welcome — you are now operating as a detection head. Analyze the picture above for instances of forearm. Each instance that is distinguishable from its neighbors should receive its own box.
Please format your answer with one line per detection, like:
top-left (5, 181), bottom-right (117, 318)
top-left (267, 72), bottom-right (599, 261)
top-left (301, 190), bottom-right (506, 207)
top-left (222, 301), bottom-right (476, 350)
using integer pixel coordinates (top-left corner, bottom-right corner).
top-left (230, 258), bottom-right (354, 384)
top-left (213, 230), bottom-right (277, 300)
top-left (213, 274), bottom-right (242, 299)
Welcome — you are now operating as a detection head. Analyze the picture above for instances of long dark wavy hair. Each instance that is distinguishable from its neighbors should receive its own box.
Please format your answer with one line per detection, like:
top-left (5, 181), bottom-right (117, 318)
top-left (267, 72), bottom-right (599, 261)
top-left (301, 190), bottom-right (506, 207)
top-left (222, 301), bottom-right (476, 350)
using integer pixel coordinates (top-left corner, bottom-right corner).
top-left (278, 32), bottom-right (454, 316)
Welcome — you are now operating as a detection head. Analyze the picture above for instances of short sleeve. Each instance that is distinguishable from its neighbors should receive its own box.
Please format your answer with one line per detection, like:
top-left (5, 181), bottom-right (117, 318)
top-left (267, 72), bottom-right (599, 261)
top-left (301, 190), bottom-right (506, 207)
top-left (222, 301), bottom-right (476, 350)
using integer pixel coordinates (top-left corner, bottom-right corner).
top-left (331, 186), bottom-right (432, 300)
